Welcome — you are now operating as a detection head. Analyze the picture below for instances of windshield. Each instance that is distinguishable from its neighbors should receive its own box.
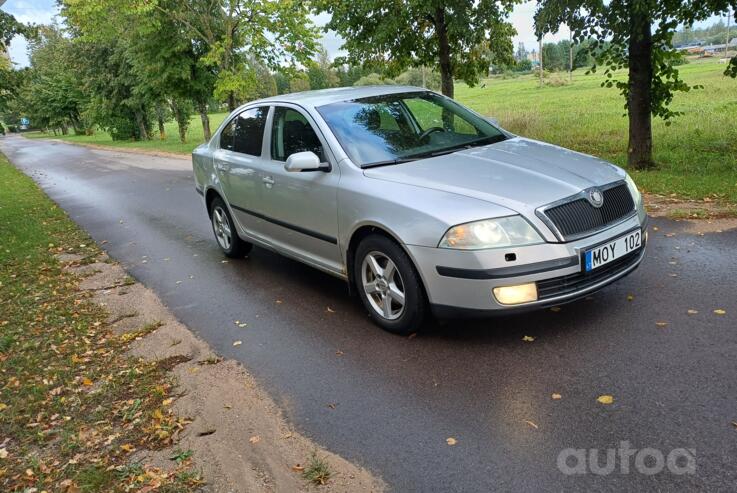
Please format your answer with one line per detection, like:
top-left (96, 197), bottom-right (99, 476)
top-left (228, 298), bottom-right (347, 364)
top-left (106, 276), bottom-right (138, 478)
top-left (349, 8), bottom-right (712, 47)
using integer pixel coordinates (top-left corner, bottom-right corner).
top-left (316, 91), bottom-right (506, 167)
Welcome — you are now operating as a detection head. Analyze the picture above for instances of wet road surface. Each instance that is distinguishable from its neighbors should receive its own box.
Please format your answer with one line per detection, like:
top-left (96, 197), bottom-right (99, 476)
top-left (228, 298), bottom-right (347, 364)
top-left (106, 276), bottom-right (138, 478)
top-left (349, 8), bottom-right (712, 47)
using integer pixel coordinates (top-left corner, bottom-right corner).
top-left (3, 135), bottom-right (737, 491)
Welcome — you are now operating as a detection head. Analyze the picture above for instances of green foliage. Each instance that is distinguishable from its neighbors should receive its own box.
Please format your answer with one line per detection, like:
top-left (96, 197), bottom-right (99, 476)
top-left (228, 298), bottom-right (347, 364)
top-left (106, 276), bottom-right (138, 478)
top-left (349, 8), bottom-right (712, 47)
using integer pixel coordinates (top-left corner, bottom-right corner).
top-left (307, 46), bottom-right (339, 90)
top-left (289, 73), bottom-right (311, 92)
top-left (353, 73), bottom-right (394, 86)
top-left (19, 26), bottom-right (89, 133)
top-left (514, 58), bottom-right (533, 72)
top-left (314, 0), bottom-right (520, 96)
top-left (393, 67), bottom-right (442, 90)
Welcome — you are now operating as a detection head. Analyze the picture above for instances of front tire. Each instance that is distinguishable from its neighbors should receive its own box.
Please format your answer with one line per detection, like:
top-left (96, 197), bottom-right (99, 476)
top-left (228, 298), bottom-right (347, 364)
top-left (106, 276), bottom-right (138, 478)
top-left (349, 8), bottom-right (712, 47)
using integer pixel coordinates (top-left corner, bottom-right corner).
top-left (209, 197), bottom-right (252, 258)
top-left (354, 234), bottom-right (427, 335)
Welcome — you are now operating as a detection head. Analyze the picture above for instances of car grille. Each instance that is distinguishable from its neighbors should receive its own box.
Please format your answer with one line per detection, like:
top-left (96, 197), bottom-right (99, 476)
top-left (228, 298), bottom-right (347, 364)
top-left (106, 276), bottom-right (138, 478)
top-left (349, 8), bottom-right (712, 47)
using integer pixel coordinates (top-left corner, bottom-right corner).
top-left (536, 247), bottom-right (643, 300)
top-left (540, 183), bottom-right (635, 239)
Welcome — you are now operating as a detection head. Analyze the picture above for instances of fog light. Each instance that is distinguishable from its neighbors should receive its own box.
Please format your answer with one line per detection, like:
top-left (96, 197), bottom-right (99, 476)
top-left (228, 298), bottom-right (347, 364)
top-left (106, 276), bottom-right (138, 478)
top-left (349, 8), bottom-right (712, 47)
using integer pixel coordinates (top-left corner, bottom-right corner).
top-left (493, 283), bottom-right (538, 305)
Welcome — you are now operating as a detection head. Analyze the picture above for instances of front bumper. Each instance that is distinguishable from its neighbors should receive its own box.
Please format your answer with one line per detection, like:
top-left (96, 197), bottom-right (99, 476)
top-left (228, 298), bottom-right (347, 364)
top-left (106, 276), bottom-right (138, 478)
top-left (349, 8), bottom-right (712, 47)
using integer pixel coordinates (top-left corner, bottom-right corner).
top-left (406, 213), bottom-right (648, 316)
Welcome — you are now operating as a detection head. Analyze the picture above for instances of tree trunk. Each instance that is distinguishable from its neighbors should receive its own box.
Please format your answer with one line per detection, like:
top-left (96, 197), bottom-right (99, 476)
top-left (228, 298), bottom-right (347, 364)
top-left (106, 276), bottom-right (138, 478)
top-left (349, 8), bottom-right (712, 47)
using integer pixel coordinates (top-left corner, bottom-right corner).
top-left (539, 38), bottom-right (544, 87)
top-left (435, 7), bottom-right (454, 98)
top-left (60, 123), bottom-right (68, 135)
top-left (569, 31), bottom-right (573, 83)
top-left (157, 108), bottom-right (166, 140)
top-left (198, 102), bottom-right (212, 141)
top-left (627, 10), bottom-right (654, 170)
top-left (170, 100), bottom-right (188, 144)
top-left (227, 92), bottom-right (237, 112)
top-left (134, 110), bottom-right (149, 141)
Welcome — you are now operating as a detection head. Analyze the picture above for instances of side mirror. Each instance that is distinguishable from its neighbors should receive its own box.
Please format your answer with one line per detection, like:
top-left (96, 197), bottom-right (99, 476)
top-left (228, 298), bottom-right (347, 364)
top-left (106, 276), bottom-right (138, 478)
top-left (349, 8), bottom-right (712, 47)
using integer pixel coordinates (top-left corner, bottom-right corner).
top-left (284, 151), bottom-right (325, 172)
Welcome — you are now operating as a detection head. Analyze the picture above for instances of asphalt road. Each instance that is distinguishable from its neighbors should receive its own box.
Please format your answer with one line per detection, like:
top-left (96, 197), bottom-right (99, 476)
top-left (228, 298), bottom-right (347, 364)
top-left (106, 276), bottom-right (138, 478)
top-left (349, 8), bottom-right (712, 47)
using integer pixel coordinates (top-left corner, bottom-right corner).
top-left (3, 135), bottom-right (737, 491)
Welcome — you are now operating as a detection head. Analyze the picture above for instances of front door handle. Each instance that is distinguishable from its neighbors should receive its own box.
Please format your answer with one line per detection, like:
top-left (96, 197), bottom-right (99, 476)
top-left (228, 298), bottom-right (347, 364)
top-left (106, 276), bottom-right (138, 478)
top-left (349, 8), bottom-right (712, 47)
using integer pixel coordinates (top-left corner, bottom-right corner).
top-left (262, 176), bottom-right (275, 188)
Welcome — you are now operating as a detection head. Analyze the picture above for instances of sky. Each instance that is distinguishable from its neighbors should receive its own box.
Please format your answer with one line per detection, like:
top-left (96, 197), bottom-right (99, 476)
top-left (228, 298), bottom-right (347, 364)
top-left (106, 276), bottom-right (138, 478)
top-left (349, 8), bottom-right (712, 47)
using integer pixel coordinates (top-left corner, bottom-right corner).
top-left (1, 0), bottom-right (729, 68)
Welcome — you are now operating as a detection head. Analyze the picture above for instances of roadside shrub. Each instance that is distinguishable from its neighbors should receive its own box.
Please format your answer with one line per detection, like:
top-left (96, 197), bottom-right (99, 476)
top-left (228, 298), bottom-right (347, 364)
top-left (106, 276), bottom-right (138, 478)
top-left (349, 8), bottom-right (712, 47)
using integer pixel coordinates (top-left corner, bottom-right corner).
top-left (354, 73), bottom-right (395, 86)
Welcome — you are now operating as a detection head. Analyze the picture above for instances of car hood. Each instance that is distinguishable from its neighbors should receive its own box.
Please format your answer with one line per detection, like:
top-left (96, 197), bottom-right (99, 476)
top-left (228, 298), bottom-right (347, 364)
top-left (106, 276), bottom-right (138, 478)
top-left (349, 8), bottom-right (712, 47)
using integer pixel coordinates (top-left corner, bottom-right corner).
top-left (362, 137), bottom-right (625, 214)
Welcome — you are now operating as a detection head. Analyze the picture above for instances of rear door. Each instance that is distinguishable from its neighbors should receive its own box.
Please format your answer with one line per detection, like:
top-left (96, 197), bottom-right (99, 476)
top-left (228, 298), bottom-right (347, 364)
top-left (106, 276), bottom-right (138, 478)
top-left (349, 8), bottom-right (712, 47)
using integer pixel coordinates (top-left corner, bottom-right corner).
top-left (255, 105), bottom-right (342, 273)
top-left (212, 106), bottom-right (269, 239)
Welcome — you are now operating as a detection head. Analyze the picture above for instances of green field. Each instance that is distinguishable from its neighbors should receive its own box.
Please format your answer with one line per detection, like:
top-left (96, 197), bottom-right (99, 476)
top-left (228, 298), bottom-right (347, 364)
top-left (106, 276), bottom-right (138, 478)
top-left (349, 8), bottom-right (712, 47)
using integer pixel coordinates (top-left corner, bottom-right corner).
top-left (24, 60), bottom-right (737, 203)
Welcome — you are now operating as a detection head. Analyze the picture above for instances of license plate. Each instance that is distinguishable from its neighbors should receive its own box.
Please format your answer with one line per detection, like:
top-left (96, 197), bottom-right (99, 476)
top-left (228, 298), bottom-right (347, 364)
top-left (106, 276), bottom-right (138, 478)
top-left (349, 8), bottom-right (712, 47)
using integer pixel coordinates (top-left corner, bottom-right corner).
top-left (584, 230), bottom-right (642, 272)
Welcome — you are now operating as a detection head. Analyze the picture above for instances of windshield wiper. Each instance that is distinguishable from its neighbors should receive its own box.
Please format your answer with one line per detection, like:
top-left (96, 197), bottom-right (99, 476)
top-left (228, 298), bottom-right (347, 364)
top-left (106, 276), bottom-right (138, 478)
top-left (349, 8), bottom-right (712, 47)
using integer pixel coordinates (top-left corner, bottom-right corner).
top-left (414, 134), bottom-right (508, 158)
top-left (362, 157), bottom-right (418, 169)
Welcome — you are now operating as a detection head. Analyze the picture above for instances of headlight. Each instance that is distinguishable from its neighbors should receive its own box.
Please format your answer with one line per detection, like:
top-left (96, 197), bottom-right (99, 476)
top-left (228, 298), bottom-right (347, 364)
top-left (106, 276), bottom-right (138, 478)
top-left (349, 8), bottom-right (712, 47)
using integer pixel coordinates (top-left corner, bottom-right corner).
top-left (439, 216), bottom-right (543, 250)
top-left (625, 173), bottom-right (642, 207)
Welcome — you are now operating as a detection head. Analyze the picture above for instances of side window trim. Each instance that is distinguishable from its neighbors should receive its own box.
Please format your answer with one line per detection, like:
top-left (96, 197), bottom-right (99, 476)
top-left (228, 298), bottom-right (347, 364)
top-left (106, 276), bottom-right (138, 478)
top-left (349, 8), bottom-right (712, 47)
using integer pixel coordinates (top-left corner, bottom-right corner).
top-left (219, 115), bottom-right (237, 151)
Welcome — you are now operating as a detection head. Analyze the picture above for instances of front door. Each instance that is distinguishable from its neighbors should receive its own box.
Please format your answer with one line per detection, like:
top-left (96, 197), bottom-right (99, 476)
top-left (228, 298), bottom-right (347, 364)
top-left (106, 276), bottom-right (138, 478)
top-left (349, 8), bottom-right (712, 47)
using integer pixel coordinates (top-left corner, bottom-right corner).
top-left (254, 105), bottom-right (342, 274)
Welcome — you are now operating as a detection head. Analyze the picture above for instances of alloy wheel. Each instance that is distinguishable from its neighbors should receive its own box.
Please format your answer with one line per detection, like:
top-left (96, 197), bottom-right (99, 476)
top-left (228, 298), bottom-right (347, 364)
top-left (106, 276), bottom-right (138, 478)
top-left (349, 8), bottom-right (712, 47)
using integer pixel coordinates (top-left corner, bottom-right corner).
top-left (212, 205), bottom-right (232, 250)
top-left (361, 251), bottom-right (406, 320)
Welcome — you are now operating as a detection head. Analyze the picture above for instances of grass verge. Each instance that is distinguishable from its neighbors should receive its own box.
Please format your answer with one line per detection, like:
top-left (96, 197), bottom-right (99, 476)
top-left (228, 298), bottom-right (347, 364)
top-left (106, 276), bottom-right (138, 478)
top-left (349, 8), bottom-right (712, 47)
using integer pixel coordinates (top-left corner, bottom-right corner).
top-left (0, 153), bottom-right (202, 492)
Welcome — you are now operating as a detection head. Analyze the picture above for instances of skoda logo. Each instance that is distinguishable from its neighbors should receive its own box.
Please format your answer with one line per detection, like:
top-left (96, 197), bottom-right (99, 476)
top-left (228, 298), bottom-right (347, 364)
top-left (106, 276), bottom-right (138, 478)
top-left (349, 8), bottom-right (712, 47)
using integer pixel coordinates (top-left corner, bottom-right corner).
top-left (588, 188), bottom-right (604, 208)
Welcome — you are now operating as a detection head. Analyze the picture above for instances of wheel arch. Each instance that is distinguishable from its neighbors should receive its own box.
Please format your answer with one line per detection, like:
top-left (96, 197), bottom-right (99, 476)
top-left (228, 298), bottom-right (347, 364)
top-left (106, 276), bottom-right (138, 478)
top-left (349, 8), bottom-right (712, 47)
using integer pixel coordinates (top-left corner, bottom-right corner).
top-left (204, 187), bottom-right (222, 215)
top-left (345, 223), bottom-right (430, 303)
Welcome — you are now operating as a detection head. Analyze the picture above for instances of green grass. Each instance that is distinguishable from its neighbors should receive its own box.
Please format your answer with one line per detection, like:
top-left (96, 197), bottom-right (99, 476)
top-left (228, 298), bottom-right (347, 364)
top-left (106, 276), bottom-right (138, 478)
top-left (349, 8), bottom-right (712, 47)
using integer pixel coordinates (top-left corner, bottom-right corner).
top-left (25, 112), bottom-right (230, 154)
top-left (302, 452), bottom-right (332, 486)
top-left (0, 153), bottom-right (201, 492)
top-left (23, 59), bottom-right (737, 202)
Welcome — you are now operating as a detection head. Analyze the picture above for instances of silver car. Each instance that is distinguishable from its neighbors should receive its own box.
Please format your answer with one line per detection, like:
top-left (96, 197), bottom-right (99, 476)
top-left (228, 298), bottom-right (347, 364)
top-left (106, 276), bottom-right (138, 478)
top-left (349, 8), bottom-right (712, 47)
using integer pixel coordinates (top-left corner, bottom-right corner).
top-left (192, 86), bottom-right (647, 334)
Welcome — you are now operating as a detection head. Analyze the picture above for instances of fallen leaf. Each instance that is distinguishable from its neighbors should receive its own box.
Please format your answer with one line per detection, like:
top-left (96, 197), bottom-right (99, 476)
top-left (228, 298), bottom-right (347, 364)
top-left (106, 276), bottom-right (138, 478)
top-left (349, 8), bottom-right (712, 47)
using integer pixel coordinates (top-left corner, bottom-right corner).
top-left (162, 398), bottom-right (173, 406)
top-left (714, 309), bottom-right (726, 315)
top-left (81, 377), bottom-right (93, 386)
top-left (0, 448), bottom-right (8, 459)
top-left (626, 294), bottom-right (634, 301)
top-left (238, 323), bottom-right (247, 328)
top-left (281, 432), bottom-right (293, 439)
top-left (687, 309), bottom-right (698, 315)
top-left (655, 321), bottom-right (668, 327)
top-left (232, 340), bottom-right (242, 346)
top-left (0, 403), bottom-right (7, 412)
top-left (524, 420), bottom-right (539, 429)
top-left (327, 403), bottom-right (337, 409)
top-left (120, 443), bottom-right (135, 453)
top-left (446, 437), bottom-right (457, 446)
top-left (335, 350), bottom-right (344, 356)
top-left (407, 332), bottom-right (417, 339)
top-left (292, 464), bottom-right (305, 472)
top-left (597, 395), bottom-right (614, 405)
top-left (549, 306), bottom-right (561, 312)
top-left (522, 335), bottom-right (535, 342)
top-left (326, 307), bottom-right (335, 313)
top-left (551, 393), bottom-right (562, 400)
top-left (249, 435), bottom-right (260, 444)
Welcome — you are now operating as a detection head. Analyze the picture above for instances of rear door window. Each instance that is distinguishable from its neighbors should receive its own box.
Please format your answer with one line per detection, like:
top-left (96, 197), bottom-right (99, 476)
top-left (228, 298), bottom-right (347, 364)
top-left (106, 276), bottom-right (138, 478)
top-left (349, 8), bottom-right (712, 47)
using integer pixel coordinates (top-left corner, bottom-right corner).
top-left (234, 107), bottom-right (268, 156)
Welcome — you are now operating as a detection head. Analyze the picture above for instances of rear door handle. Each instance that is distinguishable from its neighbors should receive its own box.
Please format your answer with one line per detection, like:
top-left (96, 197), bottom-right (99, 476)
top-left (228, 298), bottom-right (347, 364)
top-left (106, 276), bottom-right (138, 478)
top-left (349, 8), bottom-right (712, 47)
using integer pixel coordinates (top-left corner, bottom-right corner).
top-left (262, 176), bottom-right (275, 188)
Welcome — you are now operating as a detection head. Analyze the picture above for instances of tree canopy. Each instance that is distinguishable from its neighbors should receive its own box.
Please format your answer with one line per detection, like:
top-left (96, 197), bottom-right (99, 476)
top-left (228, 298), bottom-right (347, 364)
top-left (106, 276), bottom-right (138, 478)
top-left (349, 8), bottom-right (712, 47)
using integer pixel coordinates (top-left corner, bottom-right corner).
top-left (314, 0), bottom-right (520, 97)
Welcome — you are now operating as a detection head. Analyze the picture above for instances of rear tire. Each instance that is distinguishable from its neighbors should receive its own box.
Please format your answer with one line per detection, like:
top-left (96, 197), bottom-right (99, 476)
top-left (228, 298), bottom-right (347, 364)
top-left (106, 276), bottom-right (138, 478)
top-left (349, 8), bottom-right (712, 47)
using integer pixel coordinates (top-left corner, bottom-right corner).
top-left (354, 234), bottom-right (427, 335)
top-left (209, 197), bottom-right (252, 258)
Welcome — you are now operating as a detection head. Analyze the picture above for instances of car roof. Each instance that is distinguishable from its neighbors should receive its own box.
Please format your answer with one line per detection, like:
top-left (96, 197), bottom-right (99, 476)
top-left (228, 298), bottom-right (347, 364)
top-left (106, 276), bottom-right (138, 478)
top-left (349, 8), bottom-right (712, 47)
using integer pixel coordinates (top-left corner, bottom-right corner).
top-left (247, 85), bottom-right (434, 109)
